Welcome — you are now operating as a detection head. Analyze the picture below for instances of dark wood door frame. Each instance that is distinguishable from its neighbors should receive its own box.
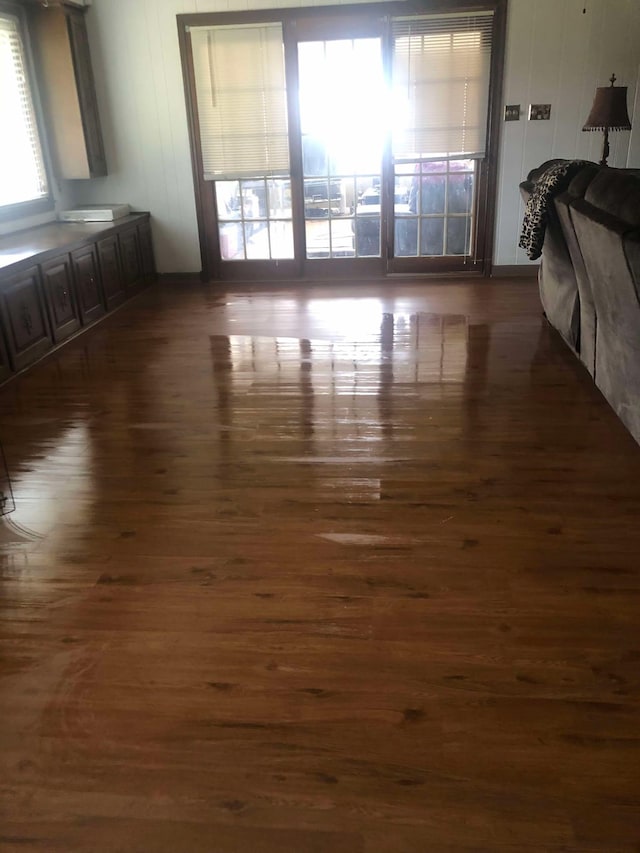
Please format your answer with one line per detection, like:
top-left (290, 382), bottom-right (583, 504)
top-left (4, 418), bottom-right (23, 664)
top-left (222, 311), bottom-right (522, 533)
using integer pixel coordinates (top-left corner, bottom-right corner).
top-left (177, 0), bottom-right (507, 283)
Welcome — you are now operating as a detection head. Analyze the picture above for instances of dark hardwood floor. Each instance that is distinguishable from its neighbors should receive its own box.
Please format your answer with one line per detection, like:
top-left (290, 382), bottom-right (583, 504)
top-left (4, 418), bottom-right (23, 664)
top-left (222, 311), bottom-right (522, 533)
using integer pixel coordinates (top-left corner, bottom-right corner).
top-left (1, 278), bottom-right (640, 852)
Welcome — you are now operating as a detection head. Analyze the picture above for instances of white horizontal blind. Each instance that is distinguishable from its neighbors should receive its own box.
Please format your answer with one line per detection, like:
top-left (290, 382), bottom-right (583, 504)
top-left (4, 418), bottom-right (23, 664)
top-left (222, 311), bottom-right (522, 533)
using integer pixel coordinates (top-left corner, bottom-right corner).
top-left (0, 12), bottom-right (49, 207)
top-left (392, 12), bottom-right (494, 160)
top-left (190, 23), bottom-right (290, 181)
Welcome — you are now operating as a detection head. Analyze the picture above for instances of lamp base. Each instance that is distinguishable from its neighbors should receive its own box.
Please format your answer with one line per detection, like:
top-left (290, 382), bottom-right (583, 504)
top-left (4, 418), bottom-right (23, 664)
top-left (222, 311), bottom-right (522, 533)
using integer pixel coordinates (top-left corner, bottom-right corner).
top-left (600, 126), bottom-right (610, 166)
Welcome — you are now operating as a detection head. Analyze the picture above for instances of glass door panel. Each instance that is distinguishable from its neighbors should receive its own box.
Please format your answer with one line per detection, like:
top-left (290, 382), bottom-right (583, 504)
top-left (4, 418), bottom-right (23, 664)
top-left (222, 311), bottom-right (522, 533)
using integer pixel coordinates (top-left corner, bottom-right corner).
top-left (393, 159), bottom-right (476, 258)
top-left (215, 177), bottom-right (294, 261)
top-left (297, 38), bottom-right (385, 261)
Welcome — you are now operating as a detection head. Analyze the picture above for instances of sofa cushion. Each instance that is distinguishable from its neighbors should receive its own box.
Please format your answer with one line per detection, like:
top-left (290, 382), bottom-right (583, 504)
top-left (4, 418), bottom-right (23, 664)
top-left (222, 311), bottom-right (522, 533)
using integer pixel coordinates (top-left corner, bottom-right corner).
top-left (565, 163), bottom-right (600, 199)
top-left (583, 169), bottom-right (640, 226)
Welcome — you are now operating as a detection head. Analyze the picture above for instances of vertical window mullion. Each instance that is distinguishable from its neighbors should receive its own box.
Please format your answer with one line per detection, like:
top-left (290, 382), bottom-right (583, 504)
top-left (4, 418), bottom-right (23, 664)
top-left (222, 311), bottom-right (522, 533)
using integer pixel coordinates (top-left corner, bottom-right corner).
top-left (443, 161), bottom-right (450, 254)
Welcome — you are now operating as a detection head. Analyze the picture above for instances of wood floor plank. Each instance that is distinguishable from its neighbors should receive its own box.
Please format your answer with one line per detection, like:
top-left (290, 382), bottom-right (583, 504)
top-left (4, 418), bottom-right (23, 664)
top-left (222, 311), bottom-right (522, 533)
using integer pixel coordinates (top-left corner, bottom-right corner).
top-left (1, 279), bottom-right (640, 851)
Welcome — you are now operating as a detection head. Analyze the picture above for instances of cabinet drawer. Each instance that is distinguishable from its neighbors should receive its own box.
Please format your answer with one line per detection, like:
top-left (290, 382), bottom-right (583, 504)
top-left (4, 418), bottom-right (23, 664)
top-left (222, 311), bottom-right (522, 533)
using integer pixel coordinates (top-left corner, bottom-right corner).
top-left (71, 245), bottom-right (105, 325)
top-left (97, 236), bottom-right (125, 310)
top-left (0, 266), bottom-right (52, 371)
top-left (40, 254), bottom-right (81, 343)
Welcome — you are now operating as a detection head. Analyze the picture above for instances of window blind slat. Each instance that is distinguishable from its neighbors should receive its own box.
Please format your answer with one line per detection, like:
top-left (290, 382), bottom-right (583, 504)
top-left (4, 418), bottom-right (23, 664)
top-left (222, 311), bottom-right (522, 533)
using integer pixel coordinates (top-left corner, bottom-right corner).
top-left (190, 23), bottom-right (290, 181)
top-left (392, 12), bottom-right (494, 160)
top-left (0, 13), bottom-right (49, 207)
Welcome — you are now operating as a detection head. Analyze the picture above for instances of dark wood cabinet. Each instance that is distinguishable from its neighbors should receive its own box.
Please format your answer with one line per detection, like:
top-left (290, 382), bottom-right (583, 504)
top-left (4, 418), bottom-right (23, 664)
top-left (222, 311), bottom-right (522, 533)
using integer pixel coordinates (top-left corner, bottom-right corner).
top-left (71, 245), bottom-right (105, 325)
top-left (97, 236), bottom-right (125, 311)
top-left (0, 267), bottom-right (52, 372)
top-left (0, 214), bottom-right (155, 382)
top-left (40, 254), bottom-right (81, 343)
top-left (118, 226), bottom-right (143, 292)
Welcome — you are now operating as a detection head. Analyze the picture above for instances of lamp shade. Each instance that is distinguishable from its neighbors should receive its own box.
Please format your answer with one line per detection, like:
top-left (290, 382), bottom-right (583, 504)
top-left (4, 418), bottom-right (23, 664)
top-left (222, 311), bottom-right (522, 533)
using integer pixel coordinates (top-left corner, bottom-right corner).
top-left (583, 77), bottom-right (632, 131)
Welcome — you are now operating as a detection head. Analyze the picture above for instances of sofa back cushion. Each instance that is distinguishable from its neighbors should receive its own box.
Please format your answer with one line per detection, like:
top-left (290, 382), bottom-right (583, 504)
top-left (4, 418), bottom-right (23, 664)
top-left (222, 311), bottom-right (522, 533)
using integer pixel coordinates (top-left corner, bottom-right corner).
top-left (583, 169), bottom-right (640, 226)
top-left (565, 163), bottom-right (600, 199)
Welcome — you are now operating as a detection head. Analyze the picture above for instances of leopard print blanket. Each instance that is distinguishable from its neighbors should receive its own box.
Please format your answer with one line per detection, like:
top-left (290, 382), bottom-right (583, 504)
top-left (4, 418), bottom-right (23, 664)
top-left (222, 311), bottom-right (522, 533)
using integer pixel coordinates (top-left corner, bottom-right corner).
top-left (519, 160), bottom-right (591, 260)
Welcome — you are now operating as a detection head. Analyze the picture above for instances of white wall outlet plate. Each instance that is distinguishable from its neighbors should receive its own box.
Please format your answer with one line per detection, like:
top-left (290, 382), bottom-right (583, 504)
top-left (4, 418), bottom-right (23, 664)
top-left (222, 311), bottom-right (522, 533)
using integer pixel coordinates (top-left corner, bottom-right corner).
top-left (529, 104), bottom-right (551, 120)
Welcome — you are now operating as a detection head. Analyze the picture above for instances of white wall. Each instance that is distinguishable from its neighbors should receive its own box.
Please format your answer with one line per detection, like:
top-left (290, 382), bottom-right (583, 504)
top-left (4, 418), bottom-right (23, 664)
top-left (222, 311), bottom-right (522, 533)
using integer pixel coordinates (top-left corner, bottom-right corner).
top-left (69, 0), bottom-right (640, 273)
top-left (496, 0), bottom-right (640, 267)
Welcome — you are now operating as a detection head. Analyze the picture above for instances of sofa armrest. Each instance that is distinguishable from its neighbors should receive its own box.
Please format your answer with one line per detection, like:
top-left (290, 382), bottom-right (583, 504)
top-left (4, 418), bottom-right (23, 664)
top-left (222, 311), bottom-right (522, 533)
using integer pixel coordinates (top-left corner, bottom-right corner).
top-left (570, 202), bottom-right (640, 442)
top-left (623, 230), bottom-right (640, 304)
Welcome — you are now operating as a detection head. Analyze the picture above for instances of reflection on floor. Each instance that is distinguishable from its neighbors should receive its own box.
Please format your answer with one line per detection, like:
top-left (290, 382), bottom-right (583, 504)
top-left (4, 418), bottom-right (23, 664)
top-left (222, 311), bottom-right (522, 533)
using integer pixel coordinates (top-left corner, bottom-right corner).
top-left (1, 279), bottom-right (640, 852)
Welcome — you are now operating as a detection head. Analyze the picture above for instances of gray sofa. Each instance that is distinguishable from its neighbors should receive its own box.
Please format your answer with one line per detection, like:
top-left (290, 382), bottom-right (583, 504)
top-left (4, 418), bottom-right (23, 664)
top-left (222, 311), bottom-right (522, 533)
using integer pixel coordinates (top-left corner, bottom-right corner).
top-left (520, 162), bottom-right (640, 444)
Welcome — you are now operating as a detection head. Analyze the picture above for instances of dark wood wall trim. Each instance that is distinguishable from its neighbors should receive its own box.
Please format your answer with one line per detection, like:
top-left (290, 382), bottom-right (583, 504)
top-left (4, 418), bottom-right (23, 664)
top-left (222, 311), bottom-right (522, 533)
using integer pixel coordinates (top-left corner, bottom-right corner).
top-left (157, 272), bottom-right (204, 283)
top-left (177, 19), bottom-right (217, 282)
top-left (178, 0), bottom-right (506, 30)
top-left (477, 0), bottom-right (507, 277)
top-left (491, 264), bottom-right (539, 277)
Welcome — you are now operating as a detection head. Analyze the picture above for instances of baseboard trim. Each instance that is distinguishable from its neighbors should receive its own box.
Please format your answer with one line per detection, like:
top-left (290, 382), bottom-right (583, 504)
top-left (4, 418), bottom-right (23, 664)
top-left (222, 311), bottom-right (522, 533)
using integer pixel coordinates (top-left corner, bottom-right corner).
top-left (491, 264), bottom-right (539, 278)
top-left (158, 266), bottom-right (539, 282)
top-left (158, 272), bottom-right (203, 283)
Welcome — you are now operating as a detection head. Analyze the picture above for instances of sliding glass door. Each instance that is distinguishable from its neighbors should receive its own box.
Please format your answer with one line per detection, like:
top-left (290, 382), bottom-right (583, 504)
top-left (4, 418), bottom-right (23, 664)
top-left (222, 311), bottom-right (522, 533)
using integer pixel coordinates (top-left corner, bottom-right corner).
top-left (181, 3), bottom-right (504, 280)
top-left (388, 11), bottom-right (494, 272)
top-left (297, 35), bottom-right (385, 270)
top-left (189, 22), bottom-right (298, 278)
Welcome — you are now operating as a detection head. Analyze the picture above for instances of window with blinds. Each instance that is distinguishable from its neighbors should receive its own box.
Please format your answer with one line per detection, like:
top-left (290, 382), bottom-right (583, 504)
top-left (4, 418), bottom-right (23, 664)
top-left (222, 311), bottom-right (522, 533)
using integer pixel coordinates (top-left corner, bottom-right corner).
top-left (392, 11), bottom-right (494, 161)
top-left (0, 9), bottom-right (49, 211)
top-left (190, 23), bottom-right (290, 181)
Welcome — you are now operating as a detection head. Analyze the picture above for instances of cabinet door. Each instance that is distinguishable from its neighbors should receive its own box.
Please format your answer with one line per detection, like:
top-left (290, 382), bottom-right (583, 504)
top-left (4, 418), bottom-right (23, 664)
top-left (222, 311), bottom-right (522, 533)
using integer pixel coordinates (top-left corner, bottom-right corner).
top-left (0, 320), bottom-right (12, 383)
top-left (97, 235), bottom-right (125, 310)
top-left (40, 254), bottom-right (81, 343)
top-left (65, 8), bottom-right (107, 177)
top-left (138, 220), bottom-right (156, 281)
top-left (118, 226), bottom-right (143, 292)
top-left (71, 245), bottom-right (105, 325)
top-left (0, 267), bottom-right (52, 372)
